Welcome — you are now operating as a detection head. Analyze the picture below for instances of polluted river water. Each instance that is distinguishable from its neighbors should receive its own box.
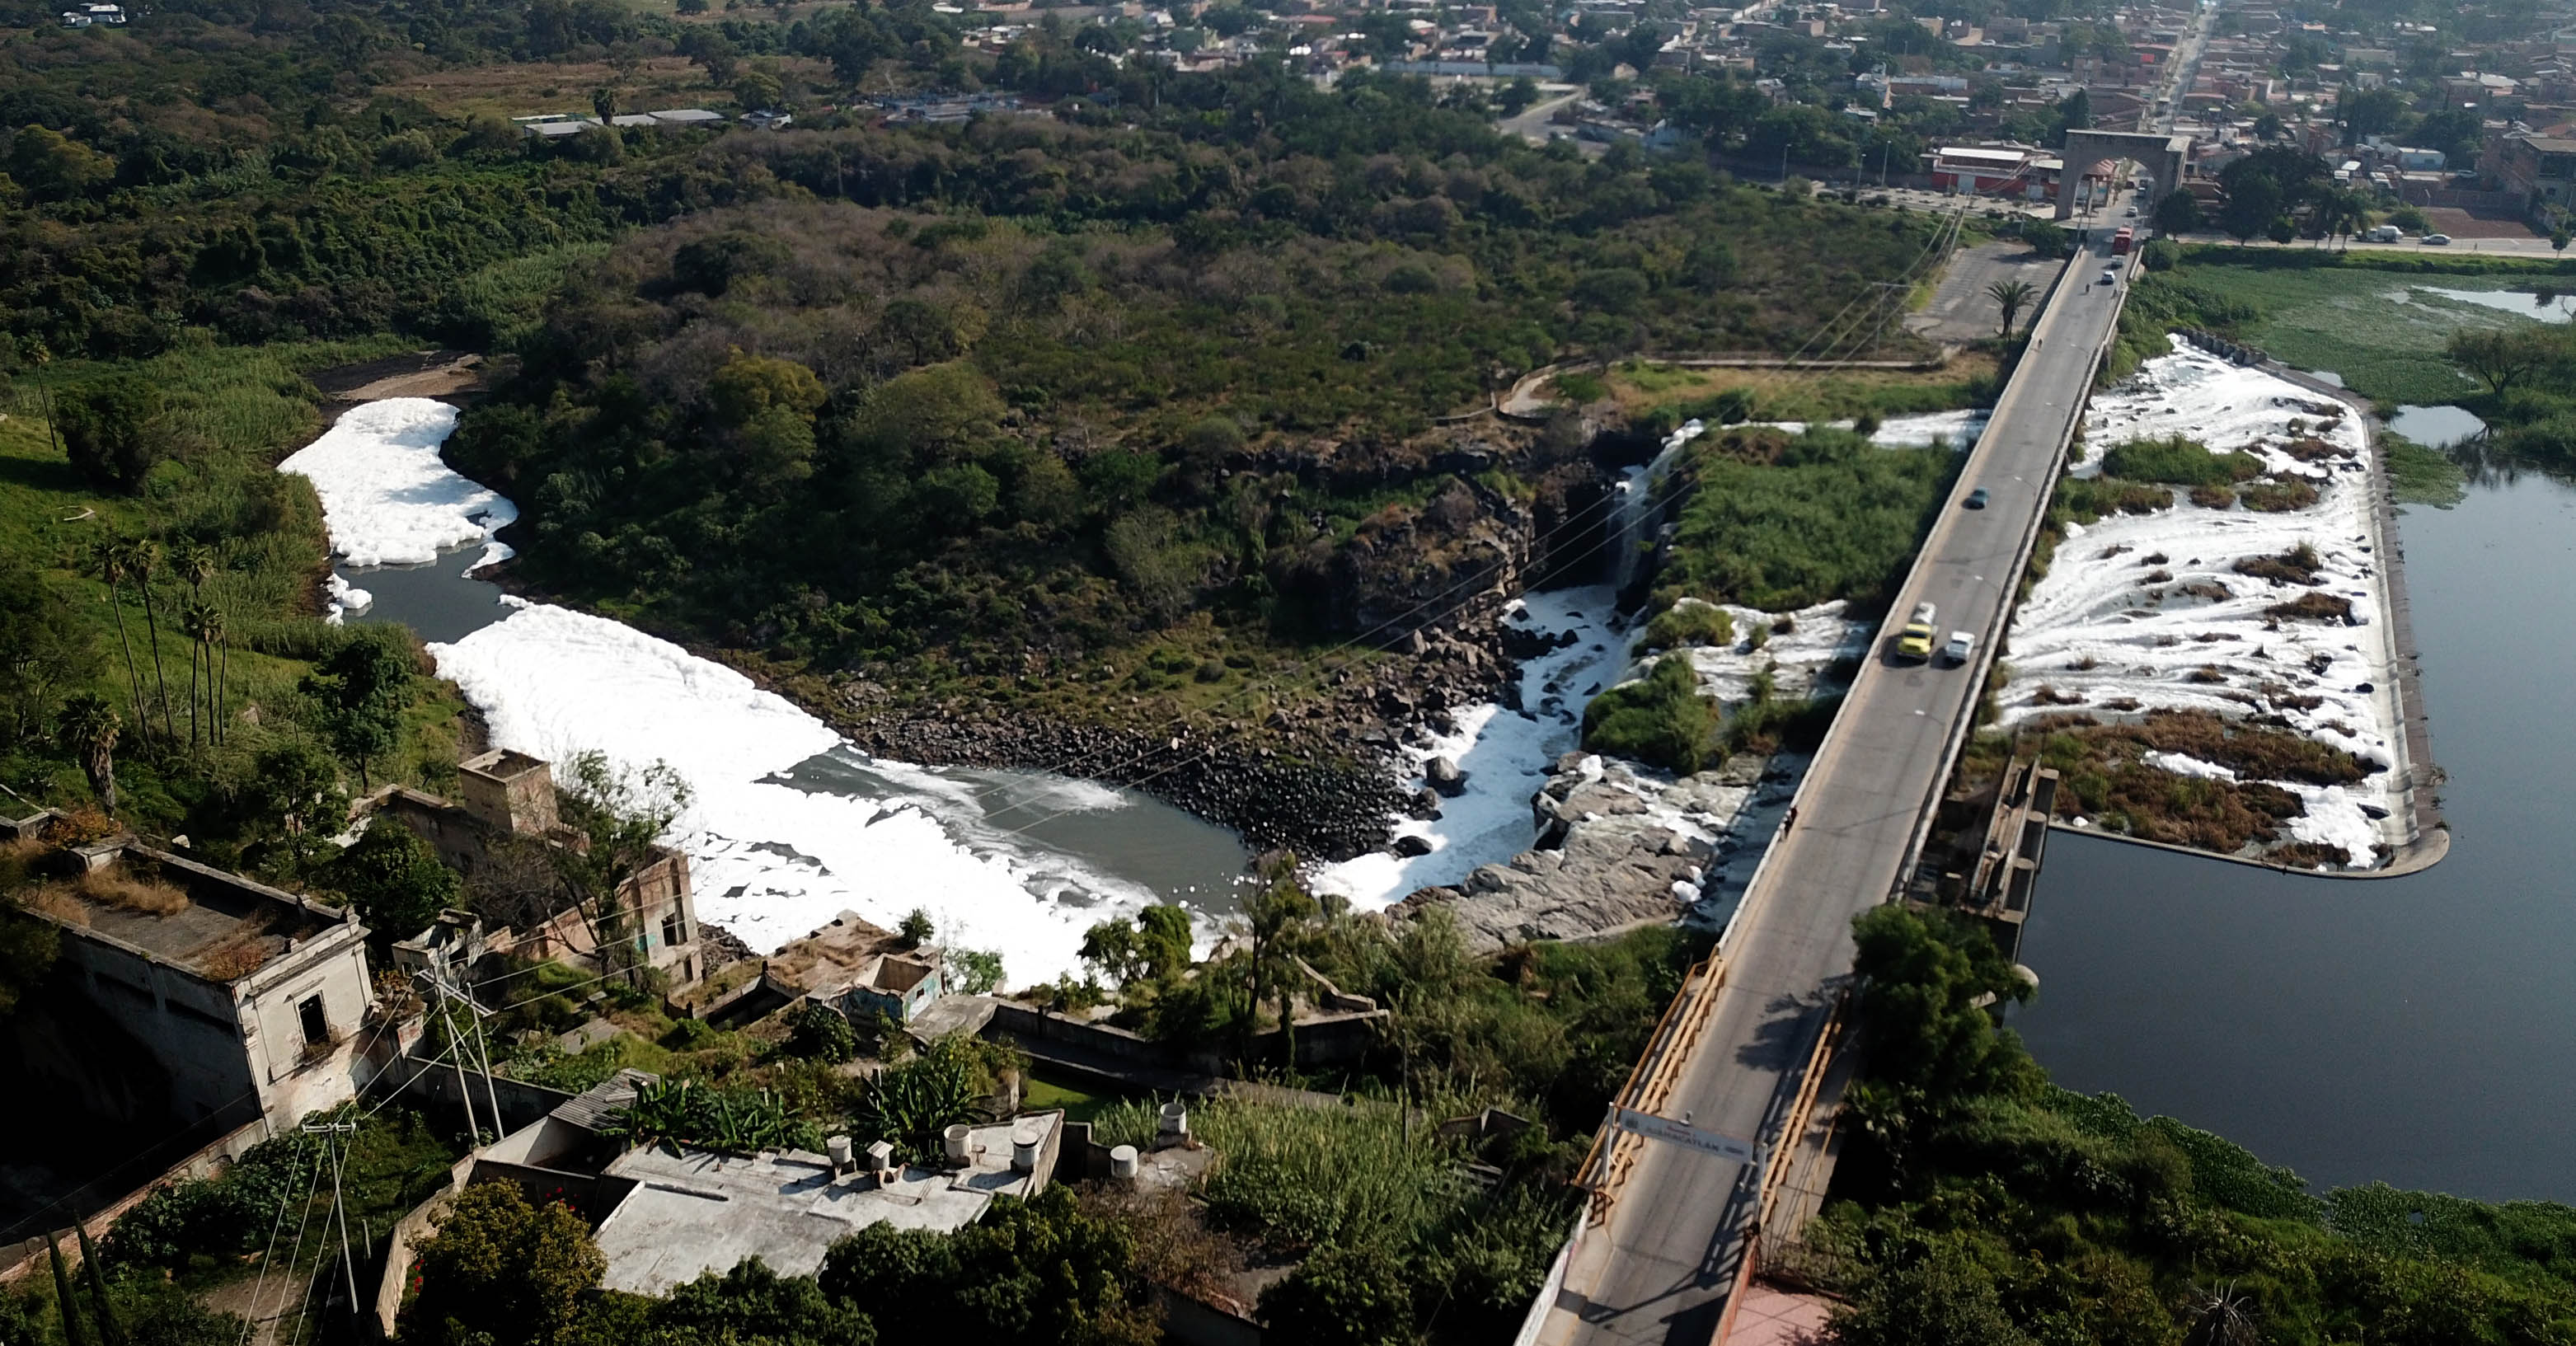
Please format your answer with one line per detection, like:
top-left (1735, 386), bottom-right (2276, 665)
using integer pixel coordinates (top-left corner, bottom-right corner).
top-left (2011, 392), bottom-right (2576, 1202)
top-left (285, 399), bottom-right (1251, 985)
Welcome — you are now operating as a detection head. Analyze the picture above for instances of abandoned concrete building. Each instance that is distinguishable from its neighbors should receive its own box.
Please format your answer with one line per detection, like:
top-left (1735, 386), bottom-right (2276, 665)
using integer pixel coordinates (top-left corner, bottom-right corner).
top-left (759, 912), bottom-right (945, 1025)
top-left (362, 749), bottom-right (706, 989)
top-left (12, 840), bottom-right (375, 1132)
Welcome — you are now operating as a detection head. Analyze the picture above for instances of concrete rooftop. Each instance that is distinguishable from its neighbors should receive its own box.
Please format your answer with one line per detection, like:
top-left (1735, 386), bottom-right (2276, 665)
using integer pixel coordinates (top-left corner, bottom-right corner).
top-left (593, 1112), bottom-right (1061, 1295)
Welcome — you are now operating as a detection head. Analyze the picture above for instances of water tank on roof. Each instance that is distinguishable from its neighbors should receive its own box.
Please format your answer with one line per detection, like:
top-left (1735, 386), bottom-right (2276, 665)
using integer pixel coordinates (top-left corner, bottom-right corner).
top-left (944, 1123), bottom-right (974, 1162)
top-left (1011, 1127), bottom-right (1043, 1174)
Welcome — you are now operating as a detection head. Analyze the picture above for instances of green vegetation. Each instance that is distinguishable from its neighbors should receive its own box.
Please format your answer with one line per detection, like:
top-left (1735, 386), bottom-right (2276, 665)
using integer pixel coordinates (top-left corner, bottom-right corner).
top-left (448, 119), bottom-right (1947, 687)
top-left (1642, 599), bottom-right (1735, 650)
top-left (1581, 657), bottom-right (1718, 774)
top-left (1655, 425), bottom-right (1959, 613)
top-left (1092, 1094), bottom-right (1573, 1344)
top-left (104, 1105), bottom-right (463, 1297)
top-left (0, 340), bottom-right (471, 872)
top-left (2383, 432), bottom-right (2468, 507)
top-left (2100, 434), bottom-right (2264, 486)
top-left (1607, 358), bottom-right (1998, 426)
top-left (1815, 905), bottom-right (2576, 1346)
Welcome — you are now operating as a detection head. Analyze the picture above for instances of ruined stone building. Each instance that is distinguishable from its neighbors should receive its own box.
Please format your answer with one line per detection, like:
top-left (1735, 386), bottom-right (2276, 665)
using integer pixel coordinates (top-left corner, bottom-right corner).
top-left (362, 750), bottom-right (706, 989)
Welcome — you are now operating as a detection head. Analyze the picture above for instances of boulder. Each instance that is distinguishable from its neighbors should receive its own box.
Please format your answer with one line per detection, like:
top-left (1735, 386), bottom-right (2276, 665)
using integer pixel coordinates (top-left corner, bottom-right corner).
top-left (1393, 834), bottom-right (1434, 858)
top-left (1425, 756), bottom-right (1469, 797)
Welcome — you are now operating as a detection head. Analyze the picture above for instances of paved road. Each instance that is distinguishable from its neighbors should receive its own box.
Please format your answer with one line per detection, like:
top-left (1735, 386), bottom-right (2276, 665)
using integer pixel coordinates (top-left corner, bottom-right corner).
top-left (1907, 240), bottom-right (2063, 344)
top-left (1541, 194), bottom-right (2144, 1346)
top-left (1499, 90), bottom-right (1583, 145)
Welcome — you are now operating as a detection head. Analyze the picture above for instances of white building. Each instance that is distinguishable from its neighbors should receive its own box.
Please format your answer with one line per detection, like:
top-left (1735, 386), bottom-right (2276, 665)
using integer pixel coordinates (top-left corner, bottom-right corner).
top-left (20, 840), bottom-right (376, 1133)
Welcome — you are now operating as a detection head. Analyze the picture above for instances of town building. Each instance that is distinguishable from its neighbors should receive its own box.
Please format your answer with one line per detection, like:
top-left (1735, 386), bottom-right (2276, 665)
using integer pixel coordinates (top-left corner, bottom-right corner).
top-left (2493, 131), bottom-right (2576, 212)
top-left (13, 840), bottom-right (375, 1133)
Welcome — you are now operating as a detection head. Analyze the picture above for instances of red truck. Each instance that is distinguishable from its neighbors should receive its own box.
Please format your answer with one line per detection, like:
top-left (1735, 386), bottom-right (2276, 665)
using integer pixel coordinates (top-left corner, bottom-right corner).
top-left (2112, 226), bottom-right (2135, 255)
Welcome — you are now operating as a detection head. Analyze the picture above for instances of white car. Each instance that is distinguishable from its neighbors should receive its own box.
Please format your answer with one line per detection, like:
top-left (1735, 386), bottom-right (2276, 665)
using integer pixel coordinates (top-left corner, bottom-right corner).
top-left (1942, 631), bottom-right (1977, 664)
top-left (2100, 267), bottom-right (2119, 285)
top-left (2421, 233), bottom-right (2452, 246)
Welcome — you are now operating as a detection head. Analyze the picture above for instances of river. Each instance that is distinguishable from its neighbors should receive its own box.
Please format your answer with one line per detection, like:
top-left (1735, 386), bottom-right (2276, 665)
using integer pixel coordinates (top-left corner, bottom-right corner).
top-left (2011, 409), bottom-right (2576, 1203)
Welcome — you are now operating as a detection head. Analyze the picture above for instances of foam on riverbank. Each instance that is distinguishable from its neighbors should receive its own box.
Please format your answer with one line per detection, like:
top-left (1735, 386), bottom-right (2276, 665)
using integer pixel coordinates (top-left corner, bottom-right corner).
top-left (285, 398), bottom-right (1166, 987)
top-left (279, 400), bottom-right (515, 571)
top-left (1998, 340), bottom-right (2409, 866)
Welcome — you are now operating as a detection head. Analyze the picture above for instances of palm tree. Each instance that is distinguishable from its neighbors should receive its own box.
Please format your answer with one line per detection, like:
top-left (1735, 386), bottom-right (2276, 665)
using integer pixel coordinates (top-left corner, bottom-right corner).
top-left (57, 692), bottom-right (120, 814)
top-left (200, 603), bottom-right (231, 746)
top-left (1987, 279), bottom-right (2038, 339)
top-left (171, 540), bottom-right (216, 601)
top-left (126, 538), bottom-right (177, 743)
top-left (2180, 1281), bottom-right (2259, 1346)
top-left (88, 537), bottom-right (148, 748)
top-left (181, 599), bottom-right (214, 748)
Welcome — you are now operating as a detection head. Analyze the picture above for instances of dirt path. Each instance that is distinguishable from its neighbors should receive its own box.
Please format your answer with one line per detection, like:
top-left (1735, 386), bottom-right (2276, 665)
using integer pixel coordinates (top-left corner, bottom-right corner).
top-left (311, 349), bottom-right (489, 404)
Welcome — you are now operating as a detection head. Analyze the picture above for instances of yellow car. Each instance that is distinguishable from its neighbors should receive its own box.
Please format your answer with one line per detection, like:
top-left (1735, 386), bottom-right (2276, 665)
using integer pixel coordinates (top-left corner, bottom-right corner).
top-left (1896, 602), bottom-right (1937, 660)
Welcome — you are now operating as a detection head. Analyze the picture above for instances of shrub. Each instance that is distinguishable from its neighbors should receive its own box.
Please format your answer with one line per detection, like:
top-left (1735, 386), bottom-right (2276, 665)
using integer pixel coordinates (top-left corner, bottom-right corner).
top-left (1642, 601), bottom-right (1734, 650)
top-left (2100, 435), bottom-right (2263, 485)
top-left (1582, 657), bottom-right (1718, 774)
top-left (782, 1003), bottom-right (858, 1063)
top-left (2240, 477), bottom-right (2320, 511)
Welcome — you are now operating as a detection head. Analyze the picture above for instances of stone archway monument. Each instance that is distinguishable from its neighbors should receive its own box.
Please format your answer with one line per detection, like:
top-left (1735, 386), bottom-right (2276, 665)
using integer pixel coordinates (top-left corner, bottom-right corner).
top-left (2055, 130), bottom-right (2193, 219)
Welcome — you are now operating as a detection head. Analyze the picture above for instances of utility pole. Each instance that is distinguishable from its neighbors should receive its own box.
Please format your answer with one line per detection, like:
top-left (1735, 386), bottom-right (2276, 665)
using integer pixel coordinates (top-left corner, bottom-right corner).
top-left (302, 1120), bottom-right (360, 1333)
top-left (417, 970), bottom-right (503, 1145)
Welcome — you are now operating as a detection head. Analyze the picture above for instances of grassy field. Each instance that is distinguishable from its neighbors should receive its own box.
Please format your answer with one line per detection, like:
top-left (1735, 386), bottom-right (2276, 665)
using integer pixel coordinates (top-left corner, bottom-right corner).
top-left (1601, 353), bottom-right (2001, 424)
top-left (2138, 256), bottom-right (2576, 406)
top-left (1, 334), bottom-right (472, 828)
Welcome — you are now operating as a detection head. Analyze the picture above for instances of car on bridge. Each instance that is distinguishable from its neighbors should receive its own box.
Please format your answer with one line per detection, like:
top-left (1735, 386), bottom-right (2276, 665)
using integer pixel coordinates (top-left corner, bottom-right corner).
top-left (1898, 602), bottom-right (1937, 660)
top-left (1942, 631), bottom-right (1977, 664)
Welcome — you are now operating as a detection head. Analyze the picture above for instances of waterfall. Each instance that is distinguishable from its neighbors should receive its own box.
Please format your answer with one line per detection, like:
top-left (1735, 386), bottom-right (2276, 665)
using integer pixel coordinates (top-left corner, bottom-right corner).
top-left (1613, 419), bottom-right (1707, 593)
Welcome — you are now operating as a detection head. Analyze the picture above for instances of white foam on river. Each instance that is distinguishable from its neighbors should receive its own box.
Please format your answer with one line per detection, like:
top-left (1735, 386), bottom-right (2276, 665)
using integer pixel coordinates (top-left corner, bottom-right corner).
top-left (285, 397), bottom-right (1166, 987)
top-left (1999, 339), bottom-right (2409, 866)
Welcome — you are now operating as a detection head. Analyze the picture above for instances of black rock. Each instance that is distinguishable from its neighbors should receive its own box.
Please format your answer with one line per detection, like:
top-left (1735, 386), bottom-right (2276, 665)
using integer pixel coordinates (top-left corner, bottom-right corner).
top-left (1393, 834), bottom-right (1435, 858)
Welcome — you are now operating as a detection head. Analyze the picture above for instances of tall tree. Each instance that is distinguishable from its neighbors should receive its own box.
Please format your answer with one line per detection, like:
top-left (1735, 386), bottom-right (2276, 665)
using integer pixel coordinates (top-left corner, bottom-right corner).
top-left (57, 692), bottom-right (120, 814)
top-left (88, 538), bottom-right (148, 748)
top-left (299, 628), bottom-right (415, 789)
top-left (1986, 279), bottom-right (2036, 337)
top-left (124, 539), bottom-right (177, 743)
top-left (55, 377), bottom-right (171, 495)
top-left (1239, 851), bottom-right (1316, 1065)
top-left (552, 751), bottom-right (692, 986)
top-left (202, 603), bottom-right (231, 745)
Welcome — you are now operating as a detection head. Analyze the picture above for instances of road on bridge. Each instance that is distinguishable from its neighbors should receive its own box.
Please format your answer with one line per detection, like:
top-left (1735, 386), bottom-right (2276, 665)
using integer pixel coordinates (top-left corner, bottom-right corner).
top-left (1541, 189), bottom-right (2146, 1346)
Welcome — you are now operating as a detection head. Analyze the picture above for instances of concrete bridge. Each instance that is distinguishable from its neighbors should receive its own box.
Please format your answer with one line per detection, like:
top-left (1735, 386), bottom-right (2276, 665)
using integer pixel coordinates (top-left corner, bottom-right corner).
top-left (1527, 185), bottom-right (2151, 1346)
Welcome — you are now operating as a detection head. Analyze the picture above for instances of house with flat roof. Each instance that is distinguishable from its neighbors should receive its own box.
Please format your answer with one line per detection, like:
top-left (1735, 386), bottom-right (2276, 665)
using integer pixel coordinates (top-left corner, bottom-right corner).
top-left (12, 839), bottom-right (375, 1131)
top-left (590, 1112), bottom-right (1063, 1294)
top-left (761, 912), bottom-right (945, 1025)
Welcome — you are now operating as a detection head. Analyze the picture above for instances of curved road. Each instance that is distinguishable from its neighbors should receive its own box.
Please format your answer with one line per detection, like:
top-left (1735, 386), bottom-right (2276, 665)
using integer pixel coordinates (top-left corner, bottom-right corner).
top-left (1541, 190), bottom-right (2145, 1346)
